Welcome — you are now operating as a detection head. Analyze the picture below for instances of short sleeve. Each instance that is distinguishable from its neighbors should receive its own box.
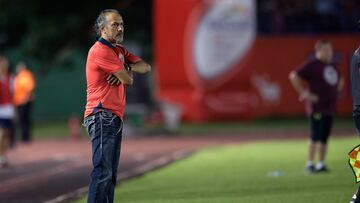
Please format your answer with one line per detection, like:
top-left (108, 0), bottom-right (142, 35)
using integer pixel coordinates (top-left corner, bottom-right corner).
top-left (296, 61), bottom-right (311, 81)
top-left (94, 47), bottom-right (124, 74)
top-left (117, 45), bottom-right (141, 64)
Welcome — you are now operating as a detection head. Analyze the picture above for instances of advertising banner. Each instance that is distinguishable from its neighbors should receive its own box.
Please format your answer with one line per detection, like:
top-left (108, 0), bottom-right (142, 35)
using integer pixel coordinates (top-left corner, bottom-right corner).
top-left (154, 0), bottom-right (358, 121)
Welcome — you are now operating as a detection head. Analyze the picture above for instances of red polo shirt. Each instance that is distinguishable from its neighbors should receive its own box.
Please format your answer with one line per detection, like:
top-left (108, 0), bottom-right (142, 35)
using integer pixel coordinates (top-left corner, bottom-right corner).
top-left (84, 38), bottom-right (140, 119)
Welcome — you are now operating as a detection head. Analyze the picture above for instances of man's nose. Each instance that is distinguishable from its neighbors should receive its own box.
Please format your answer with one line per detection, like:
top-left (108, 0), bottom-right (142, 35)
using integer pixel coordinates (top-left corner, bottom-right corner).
top-left (118, 26), bottom-right (123, 32)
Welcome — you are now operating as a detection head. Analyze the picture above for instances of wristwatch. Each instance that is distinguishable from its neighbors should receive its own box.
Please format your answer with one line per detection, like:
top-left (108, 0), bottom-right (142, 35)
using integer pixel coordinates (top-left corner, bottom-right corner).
top-left (125, 63), bottom-right (132, 72)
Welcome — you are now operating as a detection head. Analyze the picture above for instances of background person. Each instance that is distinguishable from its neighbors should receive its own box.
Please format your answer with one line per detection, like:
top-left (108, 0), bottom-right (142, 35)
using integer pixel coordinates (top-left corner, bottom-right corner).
top-left (0, 55), bottom-right (15, 168)
top-left (348, 20), bottom-right (360, 203)
top-left (289, 40), bottom-right (344, 173)
top-left (14, 61), bottom-right (36, 142)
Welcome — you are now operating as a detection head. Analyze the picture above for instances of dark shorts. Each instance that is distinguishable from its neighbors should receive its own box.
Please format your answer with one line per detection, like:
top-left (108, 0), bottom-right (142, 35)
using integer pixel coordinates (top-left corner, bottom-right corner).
top-left (0, 118), bottom-right (13, 129)
top-left (353, 105), bottom-right (360, 136)
top-left (310, 113), bottom-right (333, 144)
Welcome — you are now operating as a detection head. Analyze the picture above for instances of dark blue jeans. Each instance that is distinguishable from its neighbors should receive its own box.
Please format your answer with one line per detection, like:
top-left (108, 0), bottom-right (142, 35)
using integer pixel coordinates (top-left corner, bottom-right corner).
top-left (83, 110), bottom-right (123, 203)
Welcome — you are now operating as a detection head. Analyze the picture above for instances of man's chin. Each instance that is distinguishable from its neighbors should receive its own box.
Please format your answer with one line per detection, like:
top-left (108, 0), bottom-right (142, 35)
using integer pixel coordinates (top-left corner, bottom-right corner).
top-left (116, 37), bottom-right (124, 44)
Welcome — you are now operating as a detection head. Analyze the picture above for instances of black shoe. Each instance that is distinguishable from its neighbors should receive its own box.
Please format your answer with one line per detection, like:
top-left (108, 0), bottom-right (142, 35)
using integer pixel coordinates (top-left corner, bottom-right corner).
top-left (305, 165), bottom-right (315, 174)
top-left (315, 165), bottom-right (329, 173)
top-left (350, 194), bottom-right (359, 203)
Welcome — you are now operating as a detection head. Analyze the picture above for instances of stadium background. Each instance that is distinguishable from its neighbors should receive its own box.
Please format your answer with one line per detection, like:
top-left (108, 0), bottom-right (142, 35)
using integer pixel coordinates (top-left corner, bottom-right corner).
top-left (1, 1), bottom-right (360, 203)
top-left (1, 0), bottom-right (359, 122)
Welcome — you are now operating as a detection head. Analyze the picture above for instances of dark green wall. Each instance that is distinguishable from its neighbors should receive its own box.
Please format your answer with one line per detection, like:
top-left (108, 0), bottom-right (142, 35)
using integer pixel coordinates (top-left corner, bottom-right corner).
top-left (33, 51), bottom-right (86, 121)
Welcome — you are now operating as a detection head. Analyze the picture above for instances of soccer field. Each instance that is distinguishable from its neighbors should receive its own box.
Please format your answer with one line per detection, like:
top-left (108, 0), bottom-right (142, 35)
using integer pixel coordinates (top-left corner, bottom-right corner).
top-left (76, 136), bottom-right (359, 203)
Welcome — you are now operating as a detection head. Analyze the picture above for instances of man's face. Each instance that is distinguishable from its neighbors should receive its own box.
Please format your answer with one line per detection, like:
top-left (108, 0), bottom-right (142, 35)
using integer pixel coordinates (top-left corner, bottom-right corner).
top-left (102, 13), bottom-right (124, 43)
top-left (319, 44), bottom-right (333, 64)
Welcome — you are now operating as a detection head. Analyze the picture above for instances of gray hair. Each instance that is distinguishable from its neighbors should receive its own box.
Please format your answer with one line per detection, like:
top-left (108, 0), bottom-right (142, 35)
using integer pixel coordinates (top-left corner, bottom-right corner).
top-left (94, 9), bottom-right (120, 36)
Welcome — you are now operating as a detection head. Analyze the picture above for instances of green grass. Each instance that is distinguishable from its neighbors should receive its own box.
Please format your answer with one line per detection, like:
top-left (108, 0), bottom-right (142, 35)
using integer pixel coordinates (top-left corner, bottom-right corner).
top-left (143, 117), bottom-right (354, 135)
top-left (76, 136), bottom-right (360, 203)
top-left (32, 120), bottom-right (87, 139)
top-left (178, 117), bottom-right (354, 134)
top-left (33, 120), bottom-right (69, 138)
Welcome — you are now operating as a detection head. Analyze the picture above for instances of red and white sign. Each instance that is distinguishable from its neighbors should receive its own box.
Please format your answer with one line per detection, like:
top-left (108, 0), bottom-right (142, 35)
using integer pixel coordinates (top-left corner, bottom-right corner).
top-left (154, 0), bottom-right (357, 122)
top-left (191, 0), bottom-right (255, 84)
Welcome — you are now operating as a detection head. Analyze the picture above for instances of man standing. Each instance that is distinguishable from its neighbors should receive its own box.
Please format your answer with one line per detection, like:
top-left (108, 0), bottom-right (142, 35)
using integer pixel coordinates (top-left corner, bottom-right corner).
top-left (289, 40), bottom-right (344, 173)
top-left (349, 22), bottom-right (360, 203)
top-left (14, 62), bottom-right (36, 142)
top-left (0, 55), bottom-right (15, 168)
top-left (350, 44), bottom-right (360, 139)
top-left (83, 9), bottom-right (151, 203)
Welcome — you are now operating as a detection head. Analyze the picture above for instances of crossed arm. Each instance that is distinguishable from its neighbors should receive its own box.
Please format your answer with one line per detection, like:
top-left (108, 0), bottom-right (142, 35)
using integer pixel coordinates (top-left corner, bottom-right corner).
top-left (107, 59), bottom-right (151, 86)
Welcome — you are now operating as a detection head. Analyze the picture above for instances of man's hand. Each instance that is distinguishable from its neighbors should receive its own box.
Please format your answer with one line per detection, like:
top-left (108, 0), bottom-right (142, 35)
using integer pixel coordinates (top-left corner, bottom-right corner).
top-left (107, 74), bottom-right (121, 86)
top-left (127, 70), bottom-right (133, 78)
top-left (289, 71), bottom-right (319, 103)
top-left (127, 60), bottom-right (151, 74)
top-left (299, 91), bottom-right (319, 102)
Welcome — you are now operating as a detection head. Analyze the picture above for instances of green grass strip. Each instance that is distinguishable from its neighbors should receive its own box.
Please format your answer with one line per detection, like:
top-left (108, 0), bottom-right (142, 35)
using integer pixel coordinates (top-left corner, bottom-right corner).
top-left (76, 136), bottom-right (359, 203)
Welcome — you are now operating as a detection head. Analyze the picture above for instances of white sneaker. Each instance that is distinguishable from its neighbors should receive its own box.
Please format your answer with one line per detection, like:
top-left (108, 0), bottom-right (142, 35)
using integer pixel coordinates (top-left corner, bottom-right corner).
top-left (350, 193), bottom-right (360, 203)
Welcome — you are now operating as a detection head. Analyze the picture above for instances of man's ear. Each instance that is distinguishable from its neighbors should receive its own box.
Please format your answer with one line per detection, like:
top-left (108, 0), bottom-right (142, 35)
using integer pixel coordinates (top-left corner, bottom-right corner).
top-left (101, 27), bottom-right (106, 35)
top-left (100, 23), bottom-right (107, 35)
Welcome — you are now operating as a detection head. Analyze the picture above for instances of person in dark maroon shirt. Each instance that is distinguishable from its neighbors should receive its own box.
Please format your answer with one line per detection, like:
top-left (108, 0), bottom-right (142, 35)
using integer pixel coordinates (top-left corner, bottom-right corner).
top-left (289, 40), bottom-right (344, 173)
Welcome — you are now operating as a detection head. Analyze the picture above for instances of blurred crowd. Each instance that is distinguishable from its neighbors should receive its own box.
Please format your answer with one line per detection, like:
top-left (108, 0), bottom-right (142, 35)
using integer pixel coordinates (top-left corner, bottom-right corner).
top-left (258, 0), bottom-right (360, 34)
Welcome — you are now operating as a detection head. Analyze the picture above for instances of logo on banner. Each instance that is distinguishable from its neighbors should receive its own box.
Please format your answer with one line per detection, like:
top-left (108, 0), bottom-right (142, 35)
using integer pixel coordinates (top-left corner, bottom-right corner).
top-left (193, 0), bottom-right (256, 80)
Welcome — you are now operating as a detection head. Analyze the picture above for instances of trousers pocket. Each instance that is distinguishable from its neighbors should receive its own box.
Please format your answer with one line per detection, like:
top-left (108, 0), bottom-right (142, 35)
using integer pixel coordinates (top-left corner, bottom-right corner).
top-left (83, 115), bottom-right (96, 139)
top-left (99, 110), bottom-right (117, 126)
